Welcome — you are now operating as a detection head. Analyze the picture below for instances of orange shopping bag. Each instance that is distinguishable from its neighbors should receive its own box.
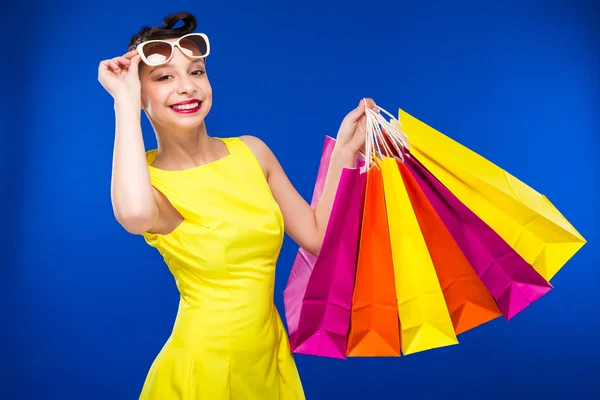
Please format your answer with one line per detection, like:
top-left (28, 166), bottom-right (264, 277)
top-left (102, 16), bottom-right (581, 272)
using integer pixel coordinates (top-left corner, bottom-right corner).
top-left (347, 165), bottom-right (401, 357)
top-left (363, 108), bottom-right (458, 355)
top-left (398, 161), bottom-right (502, 334)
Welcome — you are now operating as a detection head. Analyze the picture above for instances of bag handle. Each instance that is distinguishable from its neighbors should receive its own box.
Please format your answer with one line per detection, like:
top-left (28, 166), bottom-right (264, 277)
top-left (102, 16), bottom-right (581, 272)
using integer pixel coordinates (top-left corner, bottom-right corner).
top-left (363, 101), bottom-right (410, 168)
top-left (368, 106), bottom-right (410, 153)
top-left (364, 105), bottom-right (381, 163)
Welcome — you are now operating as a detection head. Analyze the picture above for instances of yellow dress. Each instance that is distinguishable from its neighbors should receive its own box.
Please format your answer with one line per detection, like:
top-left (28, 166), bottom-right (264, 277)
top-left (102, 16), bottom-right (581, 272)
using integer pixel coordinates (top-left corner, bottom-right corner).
top-left (138, 137), bottom-right (305, 399)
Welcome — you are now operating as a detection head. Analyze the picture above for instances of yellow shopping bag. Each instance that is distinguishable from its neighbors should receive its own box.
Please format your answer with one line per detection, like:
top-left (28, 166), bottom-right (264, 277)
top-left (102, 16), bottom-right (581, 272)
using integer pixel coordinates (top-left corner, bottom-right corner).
top-left (397, 109), bottom-right (586, 281)
top-left (376, 156), bottom-right (458, 355)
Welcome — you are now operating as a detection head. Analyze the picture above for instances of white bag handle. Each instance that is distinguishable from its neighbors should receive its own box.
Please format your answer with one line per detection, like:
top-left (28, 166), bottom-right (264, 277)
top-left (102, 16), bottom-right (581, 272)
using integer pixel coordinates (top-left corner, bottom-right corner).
top-left (364, 107), bottom-right (380, 163)
top-left (364, 103), bottom-right (382, 166)
top-left (362, 100), bottom-right (410, 168)
top-left (368, 106), bottom-right (410, 153)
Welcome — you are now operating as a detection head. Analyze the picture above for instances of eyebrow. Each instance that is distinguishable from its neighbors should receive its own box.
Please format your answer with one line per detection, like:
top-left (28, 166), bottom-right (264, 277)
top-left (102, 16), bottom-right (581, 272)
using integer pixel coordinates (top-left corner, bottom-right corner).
top-left (149, 64), bottom-right (172, 74)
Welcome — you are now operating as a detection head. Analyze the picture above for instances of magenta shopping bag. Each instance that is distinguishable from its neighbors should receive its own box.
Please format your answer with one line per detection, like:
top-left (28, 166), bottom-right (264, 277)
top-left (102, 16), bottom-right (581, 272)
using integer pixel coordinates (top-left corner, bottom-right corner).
top-left (284, 136), bottom-right (336, 349)
top-left (283, 136), bottom-right (366, 359)
top-left (405, 155), bottom-right (552, 320)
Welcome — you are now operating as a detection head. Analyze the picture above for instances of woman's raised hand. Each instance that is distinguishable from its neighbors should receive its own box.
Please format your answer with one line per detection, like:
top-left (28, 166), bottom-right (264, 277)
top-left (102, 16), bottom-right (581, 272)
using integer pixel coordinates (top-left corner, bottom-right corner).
top-left (98, 50), bottom-right (142, 104)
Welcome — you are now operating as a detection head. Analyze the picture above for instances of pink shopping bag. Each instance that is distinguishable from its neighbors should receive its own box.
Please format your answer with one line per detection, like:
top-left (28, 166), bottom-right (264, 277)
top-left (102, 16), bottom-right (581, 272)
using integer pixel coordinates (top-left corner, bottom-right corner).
top-left (405, 155), bottom-right (552, 320)
top-left (283, 136), bottom-right (366, 358)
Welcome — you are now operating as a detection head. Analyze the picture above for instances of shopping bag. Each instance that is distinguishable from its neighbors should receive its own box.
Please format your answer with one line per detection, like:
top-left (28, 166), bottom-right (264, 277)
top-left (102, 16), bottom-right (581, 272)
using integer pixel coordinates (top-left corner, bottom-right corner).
top-left (292, 166), bottom-right (366, 359)
top-left (397, 109), bottom-right (586, 281)
top-left (284, 136), bottom-right (336, 350)
top-left (405, 155), bottom-right (553, 320)
top-left (377, 156), bottom-right (459, 355)
top-left (398, 161), bottom-right (502, 334)
top-left (347, 165), bottom-right (401, 357)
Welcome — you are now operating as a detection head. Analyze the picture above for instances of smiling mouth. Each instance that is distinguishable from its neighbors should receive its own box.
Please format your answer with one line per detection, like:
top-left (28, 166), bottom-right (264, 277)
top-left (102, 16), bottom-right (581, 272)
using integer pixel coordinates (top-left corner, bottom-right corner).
top-left (169, 101), bottom-right (201, 113)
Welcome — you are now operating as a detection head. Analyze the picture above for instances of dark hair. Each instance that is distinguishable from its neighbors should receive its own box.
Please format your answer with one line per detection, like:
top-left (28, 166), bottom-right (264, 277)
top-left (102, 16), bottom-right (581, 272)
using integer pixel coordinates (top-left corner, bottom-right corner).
top-left (128, 12), bottom-right (197, 51)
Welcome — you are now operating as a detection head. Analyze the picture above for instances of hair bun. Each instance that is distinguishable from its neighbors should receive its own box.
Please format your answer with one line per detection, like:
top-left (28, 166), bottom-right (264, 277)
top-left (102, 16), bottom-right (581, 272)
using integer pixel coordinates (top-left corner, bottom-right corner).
top-left (127, 12), bottom-right (199, 51)
top-left (162, 12), bottom-right (197, 32)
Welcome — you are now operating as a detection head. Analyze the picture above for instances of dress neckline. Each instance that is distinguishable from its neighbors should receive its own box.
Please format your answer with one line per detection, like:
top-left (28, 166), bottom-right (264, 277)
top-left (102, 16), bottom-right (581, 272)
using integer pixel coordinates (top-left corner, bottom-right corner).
top-left (147, 137), bottom-right (232, 173)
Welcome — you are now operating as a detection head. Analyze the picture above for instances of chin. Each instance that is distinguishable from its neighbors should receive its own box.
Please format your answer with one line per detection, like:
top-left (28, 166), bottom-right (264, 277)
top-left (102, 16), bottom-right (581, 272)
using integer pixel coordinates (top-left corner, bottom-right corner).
top-left (170, 118), bottom-right (206, 130)
top-left (166, 109), bottom-right (207, 126)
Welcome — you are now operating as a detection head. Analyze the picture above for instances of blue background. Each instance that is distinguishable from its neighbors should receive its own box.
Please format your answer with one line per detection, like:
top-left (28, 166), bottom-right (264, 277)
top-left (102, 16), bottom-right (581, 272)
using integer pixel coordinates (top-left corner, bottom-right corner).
top-left (2, 0), bottom-right (598, 399)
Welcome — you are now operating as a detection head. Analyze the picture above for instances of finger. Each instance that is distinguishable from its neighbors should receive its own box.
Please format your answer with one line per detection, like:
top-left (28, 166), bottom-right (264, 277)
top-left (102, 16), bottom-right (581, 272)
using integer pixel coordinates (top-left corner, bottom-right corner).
top-left (123, 50), bottom-right (138, 59)
top-left (98, 62), bottom-right (112, 81)
top-left (108, 60), bottom-right (121, 73)
top-left (345, 99), bottom-right (367, 122)
top-left (109, 60), bottom-right (120, 70)
top-left (98, 63), bottom-right (117, 80)
top-left (352, 118), bottom-right (368, 147)
top-left (99, 60), bottom-right (111, 71)
top-left (358, 116), bottom-right (367, 134)
top-left (130, 54), bottom-right (141, 68)
top-left (111, 56), bottom-right (125, 67)
top-left (125, 53), bottom-right (141, 65)
top-left (117, 59), bottom-right (131, 75)
top-left (365, 98), bottom-right (381, 115)
top-left (118, 56), bottom-right (131, 66)
top-left (127, 54), bottom-right (142, 78)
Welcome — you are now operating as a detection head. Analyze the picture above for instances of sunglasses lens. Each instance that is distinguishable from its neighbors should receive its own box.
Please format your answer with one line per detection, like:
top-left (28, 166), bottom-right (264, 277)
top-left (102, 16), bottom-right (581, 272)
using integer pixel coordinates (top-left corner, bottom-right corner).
top-left (179, 35), bottom-right (209, 58)
top-left (141, 42), bottom-right (173, 65)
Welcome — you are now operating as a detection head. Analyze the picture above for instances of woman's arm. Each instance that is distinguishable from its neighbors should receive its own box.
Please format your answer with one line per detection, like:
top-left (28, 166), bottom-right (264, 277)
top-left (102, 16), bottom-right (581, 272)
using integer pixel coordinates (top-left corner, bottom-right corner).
top-left (110, 98), bottom-right (160, 234)
top-left (242, 99), bottom-right (373, 256)
top-left (99, 51), bottom-right (161, 234)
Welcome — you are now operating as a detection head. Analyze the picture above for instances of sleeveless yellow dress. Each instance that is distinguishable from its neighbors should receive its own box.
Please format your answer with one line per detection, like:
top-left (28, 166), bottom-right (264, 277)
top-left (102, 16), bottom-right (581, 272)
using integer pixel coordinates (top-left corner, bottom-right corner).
top-left (138, 137), bottom-right (305, 399)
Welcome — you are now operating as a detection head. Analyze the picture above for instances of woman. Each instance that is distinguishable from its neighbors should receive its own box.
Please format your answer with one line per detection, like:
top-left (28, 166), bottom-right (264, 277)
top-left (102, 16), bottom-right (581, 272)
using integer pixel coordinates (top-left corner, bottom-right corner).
top-left (98, 11), bottom-right (374, 400)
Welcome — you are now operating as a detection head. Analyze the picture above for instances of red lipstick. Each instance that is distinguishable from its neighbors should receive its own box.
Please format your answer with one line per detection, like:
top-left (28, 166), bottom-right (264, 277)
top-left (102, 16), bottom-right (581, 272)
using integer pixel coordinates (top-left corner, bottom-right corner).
top-left (169, 99), bottom-right (202, 114)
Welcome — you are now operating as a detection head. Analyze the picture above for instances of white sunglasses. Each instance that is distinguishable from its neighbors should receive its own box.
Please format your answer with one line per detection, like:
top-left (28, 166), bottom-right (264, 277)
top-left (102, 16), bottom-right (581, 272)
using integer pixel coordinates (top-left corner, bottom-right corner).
top-left (137, 33), bottom-right (210, 66)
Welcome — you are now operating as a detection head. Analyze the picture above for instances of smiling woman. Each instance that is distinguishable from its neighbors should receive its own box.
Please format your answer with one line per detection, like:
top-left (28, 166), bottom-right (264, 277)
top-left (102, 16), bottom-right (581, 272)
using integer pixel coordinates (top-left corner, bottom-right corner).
top-left (97, 10), bottom-right (376, 400)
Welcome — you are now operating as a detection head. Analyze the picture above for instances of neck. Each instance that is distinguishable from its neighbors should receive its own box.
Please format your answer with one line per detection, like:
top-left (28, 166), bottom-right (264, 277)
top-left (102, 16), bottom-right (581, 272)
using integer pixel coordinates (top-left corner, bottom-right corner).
top-left (153, 121), bottom-right (221, 168)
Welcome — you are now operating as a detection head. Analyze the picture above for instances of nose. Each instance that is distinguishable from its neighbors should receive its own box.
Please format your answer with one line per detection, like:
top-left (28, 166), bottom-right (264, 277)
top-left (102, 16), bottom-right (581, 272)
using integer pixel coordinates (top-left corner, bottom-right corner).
top-left (177, 75), bottom-right (198, 96)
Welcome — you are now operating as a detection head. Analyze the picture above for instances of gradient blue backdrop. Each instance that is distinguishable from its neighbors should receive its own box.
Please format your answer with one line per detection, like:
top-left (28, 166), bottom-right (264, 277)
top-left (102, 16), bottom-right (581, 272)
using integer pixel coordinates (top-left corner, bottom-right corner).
top-left (3, 0), bottom-right (599, 399)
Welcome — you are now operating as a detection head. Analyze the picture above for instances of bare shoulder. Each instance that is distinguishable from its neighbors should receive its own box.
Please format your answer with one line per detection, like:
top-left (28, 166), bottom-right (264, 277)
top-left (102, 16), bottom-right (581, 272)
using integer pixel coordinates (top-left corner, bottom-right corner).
top-left (239, 135), bottom-right (271, 156)
top-left (238, 135), bottom-right (277, 176)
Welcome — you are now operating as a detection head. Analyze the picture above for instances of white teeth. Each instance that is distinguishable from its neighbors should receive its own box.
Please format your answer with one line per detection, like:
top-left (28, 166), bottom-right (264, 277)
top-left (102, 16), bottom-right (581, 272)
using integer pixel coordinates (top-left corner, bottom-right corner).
top-left (172, 102), bottom-right (199, 110)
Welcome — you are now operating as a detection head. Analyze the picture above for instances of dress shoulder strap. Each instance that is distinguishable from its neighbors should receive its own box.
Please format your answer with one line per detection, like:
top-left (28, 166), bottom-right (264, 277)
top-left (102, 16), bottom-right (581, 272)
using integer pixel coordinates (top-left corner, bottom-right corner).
top-left (220, 137), bottom-right (269, 186)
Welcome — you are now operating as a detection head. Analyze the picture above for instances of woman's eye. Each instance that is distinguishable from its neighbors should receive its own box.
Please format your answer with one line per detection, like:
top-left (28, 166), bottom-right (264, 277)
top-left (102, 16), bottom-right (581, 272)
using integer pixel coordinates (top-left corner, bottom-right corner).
top-left (192, 69), bottom-right (206, 76)
top-left (157, 75), bottom-right (172, 81)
